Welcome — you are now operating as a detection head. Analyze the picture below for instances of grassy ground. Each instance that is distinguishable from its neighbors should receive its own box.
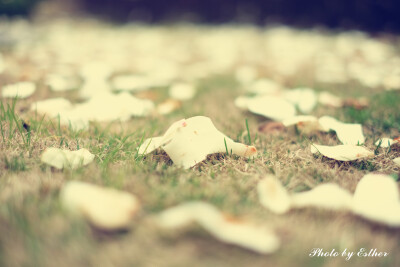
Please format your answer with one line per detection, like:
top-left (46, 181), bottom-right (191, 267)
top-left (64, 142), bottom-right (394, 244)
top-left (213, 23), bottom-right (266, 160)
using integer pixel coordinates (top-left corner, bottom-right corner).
top-left (1, 25), bottom-right (400, 267)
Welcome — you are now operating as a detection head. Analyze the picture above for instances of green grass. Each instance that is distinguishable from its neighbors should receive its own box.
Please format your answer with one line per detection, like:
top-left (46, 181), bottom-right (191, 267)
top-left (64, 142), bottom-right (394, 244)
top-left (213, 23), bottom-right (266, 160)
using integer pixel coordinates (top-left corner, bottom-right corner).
top-left (342, 91), bottom-right (400, 133)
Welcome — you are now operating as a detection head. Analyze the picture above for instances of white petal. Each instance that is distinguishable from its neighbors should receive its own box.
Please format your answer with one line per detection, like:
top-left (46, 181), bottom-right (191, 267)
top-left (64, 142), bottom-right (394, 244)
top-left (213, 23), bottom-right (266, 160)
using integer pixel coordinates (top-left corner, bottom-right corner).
top-left (246, 79), bottom-right (282, 95)
top-left (257, 176), bottom-right (291, 214)
top-left (41, 148), bottom-right (94, 169)
top-left (375, 138), bottom-right (395, 148)
top-left (156, 202), bottom-right (280, 254)
top-left (352, 174), bottom-right (400, 226)
top-left (291, 184), bottom-right (352, 210)
top-left (282, 115), bottom-right (318, 127)
top-left (139, 116), bottom-right (256, 169)
top-left (30, 98), bottom-right (72, 117)
top-left (311, 144), bottom-right (374, 161)
top-left (235, 65), bottom-right (257, 84)
top-left (234, 96), bottom-right (251, 110)
top-left (60, 181), bottom-right (140, 230)
top-left (80, 62), bottom-right (112, 79)
top-left (318, 116), bottom-right (365, 145)
top-left (156, 99), bottom-right (181, 115)
top-left (138, 137), bottom-right (164, 155)
top-left (80, 79), bottom-right (111, 99)
top-left (41, 147), bottom-right (68, 169)
top-left (282, 115), bottom-right (320, 134)
top-left (169, 83), bottom-right (196, 101)
top-left (56, 92), bottom-right (154, 129)
top-left (46, 74), bottom-right (78, 92)
top-left (138, 118), bottom-right (188, 155)
top-left (283, 88), bottom-right (318, 114)
top-left (235, 95), bottom-right (296, 121)
top-left (318, 116), bottom-right (341, 132)
top-left (2, 82), bottom-right (36, 99)
top-left (394, 157), bottom-right (400, 166)
top-left (162, 116), bottom-right (256, 168)
top-left (66, 149), bottom-right (96, 169)
top-left (335, 124), bottom-right (365, 145)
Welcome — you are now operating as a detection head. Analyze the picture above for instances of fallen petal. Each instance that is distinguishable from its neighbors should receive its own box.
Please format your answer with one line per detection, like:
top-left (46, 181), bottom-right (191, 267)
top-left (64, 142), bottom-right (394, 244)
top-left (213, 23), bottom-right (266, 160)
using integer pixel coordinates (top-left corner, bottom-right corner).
top-left (352, 174), bottom-right (400, 227)
top-left (157, 99), bottom-right (182, 115)
top-left (2, 82), bottom-right (36, 99)
top-left (60, 181), bottom-right (140, 230)
top-left (335, 123), bottom-right (365, 145)
top-left (30, 98), bottom-right (72, 117)
top-left (375, 138), bottom-right (396, 148)
top-left (318, 116), bottom-right (365, 145)
top-left (246, 79), bottom-right (282, 95)
top-left (156, 202), bottom-right (280, 254)
top-left (138, 118), bottom-right (187, 155)
top-left (282, 115), bottom-right (320, 134)
top-left (283, 88), bottom-right (318, 114)
top-left (235, 95), bottom-right (296, 121)
top-left (41, 147), bottom-right (94, 169)
top-left (139, 116), bottom-right (256, 169)
top-left (311, 144), bottom-right (374, 161)
top-left (257, 176), bottom-right (291, 214)
top-left (46, 74), bottom-right (79, 92)
top-left (291, 184), bottom-right (353, 210)
top-left (169, 83), bottom-right (196, 101)
top-left (55, 92), bottom-right (154, 130)
top-left (138, 136), bottom-right (165, 155)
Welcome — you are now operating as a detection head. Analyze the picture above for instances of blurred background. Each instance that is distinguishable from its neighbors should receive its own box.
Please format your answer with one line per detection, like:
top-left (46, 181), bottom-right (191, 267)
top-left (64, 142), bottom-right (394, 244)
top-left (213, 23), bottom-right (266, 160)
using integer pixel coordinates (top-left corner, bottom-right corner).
top-left (1, 0), bottom-right (400, 33)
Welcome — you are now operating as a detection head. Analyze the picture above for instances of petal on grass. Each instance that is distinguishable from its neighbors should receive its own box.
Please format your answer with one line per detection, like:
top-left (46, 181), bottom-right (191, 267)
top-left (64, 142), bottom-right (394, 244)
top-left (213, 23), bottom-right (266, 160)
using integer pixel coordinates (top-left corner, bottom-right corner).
top-left (138, 136), bottom-right (165, 155)
top-left (374, 138), bottom-right (396, 148)
top-left (169, 83), bottom-right (196, 101)
top-left (138, 118), bottom-right (187, 155)
top-left (291, 184), bottom-right (353, 210)
top-left (157, 99), bottom-right (182, 115)
top-left (283, 88), bottom-right (318, 114)
top-left (235, 95), bottom-right (296, 121)
top-left (318, 116), bottom-right (365, 145)
top-left (257, 176), bottom-right (291, 214)
top-left (258, 174), bottom-right (400, 227)
top-left (245, 79), bottom-right (282, 95)
top-left (2, 82), bottom-right (36, 99)
top-left (282, 115), bottom-right (320, 134)
top-left (41, 147), bottom-right (94, 169)
top-left (60, 181), bottom-right (140, 231)
top-left (352, 174), bottom-right (400, 227)
top-left (30, 98), bottom-right (72, 117)
top-left (311, 144), bottom-right (374, 161)
top-left (156, 202), bottom-right (280, 254)
top-left (46, 74), bottom-right (79, 92)
top-left (53, 92), bottom-right (154, 130)
top-left (138, 116), bottom-right (257, 169)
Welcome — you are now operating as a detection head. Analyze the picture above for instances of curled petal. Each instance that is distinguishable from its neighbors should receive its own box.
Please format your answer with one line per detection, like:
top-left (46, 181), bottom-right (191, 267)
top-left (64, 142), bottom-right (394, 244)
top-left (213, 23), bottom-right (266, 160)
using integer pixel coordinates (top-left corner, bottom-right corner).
top-left (311, 144), bottom-right (373, 161)
top-left (156, 202), bottom-right (280, 254)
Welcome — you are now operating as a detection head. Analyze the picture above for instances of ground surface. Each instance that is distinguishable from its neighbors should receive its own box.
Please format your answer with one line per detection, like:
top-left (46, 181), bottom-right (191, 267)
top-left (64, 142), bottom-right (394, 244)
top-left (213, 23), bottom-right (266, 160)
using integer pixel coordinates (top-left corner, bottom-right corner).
top-left (1, 18), bottom-right (400, 267)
